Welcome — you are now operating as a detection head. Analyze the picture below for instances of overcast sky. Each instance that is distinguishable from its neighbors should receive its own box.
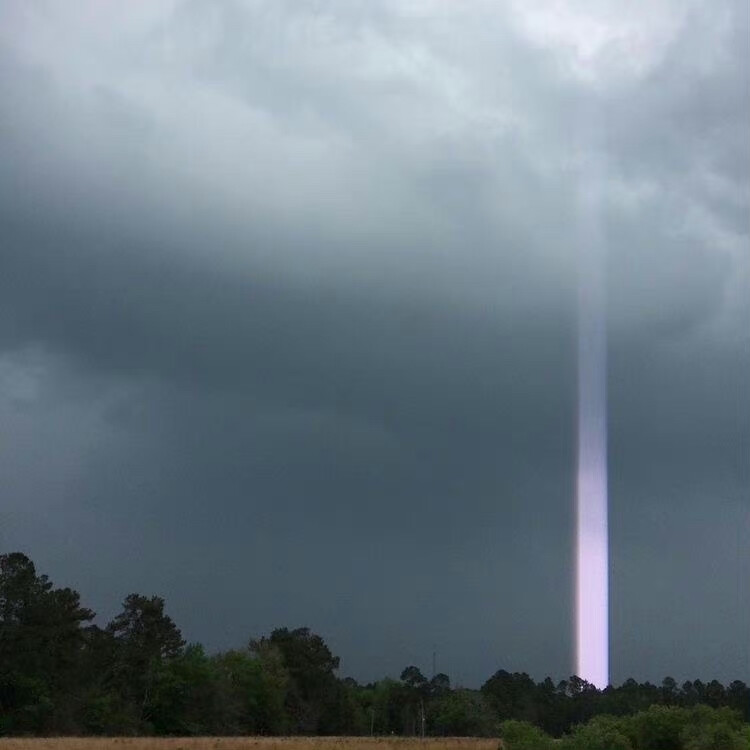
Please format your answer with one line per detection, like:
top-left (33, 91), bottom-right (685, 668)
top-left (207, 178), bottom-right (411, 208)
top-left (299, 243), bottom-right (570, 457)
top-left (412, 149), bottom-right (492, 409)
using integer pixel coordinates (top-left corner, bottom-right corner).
top-left (1, 0), bottom-right (748, 688)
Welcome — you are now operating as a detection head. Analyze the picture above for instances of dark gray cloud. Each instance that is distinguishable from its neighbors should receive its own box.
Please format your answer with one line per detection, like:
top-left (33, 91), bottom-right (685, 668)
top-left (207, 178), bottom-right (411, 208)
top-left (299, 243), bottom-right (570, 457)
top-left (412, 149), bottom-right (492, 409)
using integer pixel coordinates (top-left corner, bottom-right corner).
top-left (0, 0), bottom-right (747, 686)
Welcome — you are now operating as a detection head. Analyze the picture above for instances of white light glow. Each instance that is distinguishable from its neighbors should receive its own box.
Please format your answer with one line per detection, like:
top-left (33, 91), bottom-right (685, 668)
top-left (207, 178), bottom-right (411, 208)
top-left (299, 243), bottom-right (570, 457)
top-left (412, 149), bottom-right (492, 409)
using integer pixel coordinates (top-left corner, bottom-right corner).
top-left (575, 148), bottom-right (609, 689)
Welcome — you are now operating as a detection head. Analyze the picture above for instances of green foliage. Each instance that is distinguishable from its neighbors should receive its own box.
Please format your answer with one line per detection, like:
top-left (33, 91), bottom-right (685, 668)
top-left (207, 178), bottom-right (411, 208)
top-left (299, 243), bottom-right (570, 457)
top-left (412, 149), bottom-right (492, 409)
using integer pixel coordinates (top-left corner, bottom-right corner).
top-left (210, 647), bottom-right (289, 735)
top-left (683, 722), bottom-right (747, 750)
top-left (106, 593), bottom-right (186, 727)
top-left (619, 705), bottom-right (746, 750)
top-left (2, 551), bottom-right (750, 740)
top-left (250, 627), bottom-right (340, 734)
top-left (559, 706), bottom-right (748, 750)
top-left (561, 705), bottom-right (750, 750)
top-left (681, 706), bottom-right (748, 750)
top-left (0, 552), bottom-right (94, 734)
top-left (499, 719), bottom-right (555, 750)
top-left (364, 677), bottom-right (411, 735)
top-left (430, 689), bottom-right (497, 737)
top-left (148, 644), bottom-right (214, 735)
top-left (627, 705), bottom-right (690, 750)
top-left (78, 690), bottom-right (141, 736)
top-left (561, 714), bottom-right (633, 750)
top-left (484, 671), bottom-right (540, 723)
top-left (401, 666), bottom-right (428, 690)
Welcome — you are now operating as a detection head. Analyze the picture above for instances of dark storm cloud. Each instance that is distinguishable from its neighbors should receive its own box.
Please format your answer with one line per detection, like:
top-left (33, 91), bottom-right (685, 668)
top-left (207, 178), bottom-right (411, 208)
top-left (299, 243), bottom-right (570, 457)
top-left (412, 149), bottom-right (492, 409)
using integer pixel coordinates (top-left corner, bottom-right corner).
top-left (0, 0), bottom-right (747, 686)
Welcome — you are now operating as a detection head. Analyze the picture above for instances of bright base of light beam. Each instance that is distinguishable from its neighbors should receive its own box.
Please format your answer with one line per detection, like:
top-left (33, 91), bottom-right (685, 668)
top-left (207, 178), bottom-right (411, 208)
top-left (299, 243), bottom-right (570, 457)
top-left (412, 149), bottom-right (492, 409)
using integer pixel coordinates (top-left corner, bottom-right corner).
top-left (575, 456), bottom-right (609, 688)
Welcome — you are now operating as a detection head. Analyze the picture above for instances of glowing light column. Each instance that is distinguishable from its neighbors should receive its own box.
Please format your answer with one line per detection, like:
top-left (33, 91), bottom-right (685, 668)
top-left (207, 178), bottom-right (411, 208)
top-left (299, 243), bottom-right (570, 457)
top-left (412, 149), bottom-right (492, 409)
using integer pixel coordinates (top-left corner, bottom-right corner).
top-left (575, 153), bottom-right (609, 689)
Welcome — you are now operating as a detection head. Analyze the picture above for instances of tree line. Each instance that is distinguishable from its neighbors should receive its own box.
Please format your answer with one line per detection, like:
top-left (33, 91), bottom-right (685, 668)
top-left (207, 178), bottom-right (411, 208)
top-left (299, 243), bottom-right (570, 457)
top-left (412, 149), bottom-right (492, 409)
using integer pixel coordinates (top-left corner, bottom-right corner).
top-left (1, 552), bottom-right (748, 737)
top-left (500, 707), bottom-right (749, 750)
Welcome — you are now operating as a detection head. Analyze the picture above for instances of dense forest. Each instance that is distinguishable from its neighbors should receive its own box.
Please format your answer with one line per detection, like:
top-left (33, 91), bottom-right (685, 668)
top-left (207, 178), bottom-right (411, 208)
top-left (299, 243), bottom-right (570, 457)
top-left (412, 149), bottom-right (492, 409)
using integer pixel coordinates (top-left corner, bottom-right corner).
top-left (1, 551), bottom-right (748, 738)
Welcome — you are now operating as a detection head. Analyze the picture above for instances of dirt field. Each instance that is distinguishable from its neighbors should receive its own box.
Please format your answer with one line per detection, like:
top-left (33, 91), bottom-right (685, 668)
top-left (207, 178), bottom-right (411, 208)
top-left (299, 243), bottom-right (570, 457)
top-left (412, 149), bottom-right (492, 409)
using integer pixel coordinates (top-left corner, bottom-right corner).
top-left (0, 738), bottom-right (500, 750)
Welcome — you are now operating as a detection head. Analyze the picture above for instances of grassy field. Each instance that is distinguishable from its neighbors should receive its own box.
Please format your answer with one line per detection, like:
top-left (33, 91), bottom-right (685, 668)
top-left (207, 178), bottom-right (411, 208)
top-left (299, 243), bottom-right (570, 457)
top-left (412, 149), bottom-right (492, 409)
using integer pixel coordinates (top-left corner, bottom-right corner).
top-left (0, 738), bottom-right (500, 750)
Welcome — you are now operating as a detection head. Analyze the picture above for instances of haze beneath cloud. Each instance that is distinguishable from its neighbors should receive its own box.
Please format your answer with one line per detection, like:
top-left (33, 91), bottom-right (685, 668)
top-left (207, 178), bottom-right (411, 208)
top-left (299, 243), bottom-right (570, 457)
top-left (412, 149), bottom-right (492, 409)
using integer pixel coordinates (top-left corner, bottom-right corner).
top-left (1, 0), bottom-right (748, 687)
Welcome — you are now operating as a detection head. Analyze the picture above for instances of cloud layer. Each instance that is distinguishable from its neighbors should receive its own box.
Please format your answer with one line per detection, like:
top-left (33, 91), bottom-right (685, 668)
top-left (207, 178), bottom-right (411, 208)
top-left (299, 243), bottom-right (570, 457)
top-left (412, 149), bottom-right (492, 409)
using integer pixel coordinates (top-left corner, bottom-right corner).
top-left (1, 0), bottom-right (748, 686)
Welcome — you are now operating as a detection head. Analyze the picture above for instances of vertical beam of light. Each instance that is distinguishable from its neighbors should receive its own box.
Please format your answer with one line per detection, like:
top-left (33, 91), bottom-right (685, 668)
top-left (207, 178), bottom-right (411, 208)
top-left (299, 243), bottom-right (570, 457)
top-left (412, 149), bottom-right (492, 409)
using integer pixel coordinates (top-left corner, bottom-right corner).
top-left (575, 137), bottom-right (609, 689)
